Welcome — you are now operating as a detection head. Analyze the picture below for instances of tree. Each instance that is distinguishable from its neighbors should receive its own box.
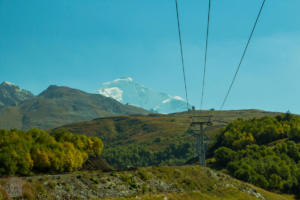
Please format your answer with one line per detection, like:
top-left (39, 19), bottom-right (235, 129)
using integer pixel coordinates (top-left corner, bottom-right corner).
top-left (214, 147), bottom-right (236, 168)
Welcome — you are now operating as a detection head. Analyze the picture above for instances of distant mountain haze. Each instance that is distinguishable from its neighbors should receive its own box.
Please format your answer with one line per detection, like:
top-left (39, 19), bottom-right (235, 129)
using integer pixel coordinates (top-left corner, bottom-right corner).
top-left (98, 77), bottom-right (191, 113)
top-left (0, 82), bottom-right (150, 130)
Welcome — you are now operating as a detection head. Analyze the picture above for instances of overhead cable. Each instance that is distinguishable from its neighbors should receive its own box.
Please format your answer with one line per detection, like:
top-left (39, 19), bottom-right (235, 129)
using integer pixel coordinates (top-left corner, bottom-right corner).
top-left (200, 0), bottom-right (212, 110)
top-left (175, 0), bottom-right (190, 111)
top-left (220, 0), bottom-right (266, 110)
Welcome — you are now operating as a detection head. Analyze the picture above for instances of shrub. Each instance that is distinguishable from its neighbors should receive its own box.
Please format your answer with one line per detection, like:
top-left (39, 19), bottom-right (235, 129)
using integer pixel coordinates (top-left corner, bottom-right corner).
top-left (214, 147), bottom-right (236, 168)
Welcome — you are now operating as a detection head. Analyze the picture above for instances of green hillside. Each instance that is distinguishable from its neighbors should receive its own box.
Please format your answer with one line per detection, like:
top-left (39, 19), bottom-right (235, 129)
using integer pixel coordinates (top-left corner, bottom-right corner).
top-left (0, 165), bottom-right (294, 200)
top-left (1, 112), bottom-right (300, 199)
top-left (54, 109), bottom-right (281, 168)
top-left (51, 111), bottom-right (300, 198)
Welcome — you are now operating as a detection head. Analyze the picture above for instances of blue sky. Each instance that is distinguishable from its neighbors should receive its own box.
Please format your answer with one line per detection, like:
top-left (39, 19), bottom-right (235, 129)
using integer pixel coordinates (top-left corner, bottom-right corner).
top-left (0, 0), bottom-right (300, 113)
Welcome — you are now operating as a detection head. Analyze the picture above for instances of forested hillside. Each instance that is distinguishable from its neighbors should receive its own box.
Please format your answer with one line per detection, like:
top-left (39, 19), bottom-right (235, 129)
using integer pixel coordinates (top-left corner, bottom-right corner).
top-left (0, 129), bottom-right (103, 176)
top-left (211, 113), bottom-right (300, 195)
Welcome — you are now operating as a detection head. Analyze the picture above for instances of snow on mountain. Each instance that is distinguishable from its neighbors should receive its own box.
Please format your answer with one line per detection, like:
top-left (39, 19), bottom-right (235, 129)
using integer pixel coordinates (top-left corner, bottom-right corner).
top-left (98, 77), bottom-right (190, 114)
top-left (2, 81), bottom-right (16, 86)
top-left (99, 87), bottom-right (123, 102)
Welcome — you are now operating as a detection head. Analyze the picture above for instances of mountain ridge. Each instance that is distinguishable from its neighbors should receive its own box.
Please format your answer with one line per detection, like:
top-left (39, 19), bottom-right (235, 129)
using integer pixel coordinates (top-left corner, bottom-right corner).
top-left (0, 84), bottom-right (150, 130)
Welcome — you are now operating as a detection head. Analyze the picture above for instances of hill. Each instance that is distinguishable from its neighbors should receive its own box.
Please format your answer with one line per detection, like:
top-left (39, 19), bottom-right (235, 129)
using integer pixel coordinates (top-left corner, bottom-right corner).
top-left (0, 85), bottom-right (150, 130)
top-left (0, 165), bottom-right (294, 200)
top-left (54, 109), bottom-right (281, 168)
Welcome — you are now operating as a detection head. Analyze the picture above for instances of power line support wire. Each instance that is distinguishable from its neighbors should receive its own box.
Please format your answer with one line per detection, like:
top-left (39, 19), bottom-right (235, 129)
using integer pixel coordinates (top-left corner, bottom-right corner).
top-left (174, 0), bottom-right (190, 111)
top-left (200, 0), bottom-right (212, 110)
top-left (220, 0), bottom-right (266, 110)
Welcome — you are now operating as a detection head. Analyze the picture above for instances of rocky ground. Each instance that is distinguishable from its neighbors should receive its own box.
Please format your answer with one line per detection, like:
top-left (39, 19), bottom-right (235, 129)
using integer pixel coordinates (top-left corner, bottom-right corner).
top-left (0, 165), bottom-right (294, 200)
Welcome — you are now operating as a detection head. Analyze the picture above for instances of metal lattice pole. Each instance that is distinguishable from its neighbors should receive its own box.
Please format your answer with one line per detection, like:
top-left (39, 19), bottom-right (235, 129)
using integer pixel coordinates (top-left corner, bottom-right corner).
top-left (191, 116), bottom-right (212, 167)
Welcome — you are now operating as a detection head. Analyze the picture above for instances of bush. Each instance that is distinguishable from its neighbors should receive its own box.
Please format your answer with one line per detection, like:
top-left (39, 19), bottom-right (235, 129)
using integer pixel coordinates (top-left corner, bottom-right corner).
top-left (214, 147), bottom-right (236, 168)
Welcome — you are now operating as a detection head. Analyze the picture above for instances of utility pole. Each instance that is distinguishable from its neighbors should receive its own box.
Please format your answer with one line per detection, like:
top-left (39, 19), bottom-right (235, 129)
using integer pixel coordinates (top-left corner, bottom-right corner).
top-left (190, 115), bottom-right (212, 167)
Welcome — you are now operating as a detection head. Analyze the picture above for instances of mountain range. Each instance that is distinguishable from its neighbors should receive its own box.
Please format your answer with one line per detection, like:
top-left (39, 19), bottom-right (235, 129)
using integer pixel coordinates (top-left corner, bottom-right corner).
top-left (0, 78), bottom-right (191, 130)
top-left (0, 82), bottom-right (149, 130)
top-left (98, 77), bottom-right (191, 114)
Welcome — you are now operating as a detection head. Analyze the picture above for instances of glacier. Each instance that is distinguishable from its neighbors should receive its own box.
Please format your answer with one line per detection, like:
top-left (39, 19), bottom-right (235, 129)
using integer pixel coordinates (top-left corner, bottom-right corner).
top-left (98, 77), bottom-right (191, 114)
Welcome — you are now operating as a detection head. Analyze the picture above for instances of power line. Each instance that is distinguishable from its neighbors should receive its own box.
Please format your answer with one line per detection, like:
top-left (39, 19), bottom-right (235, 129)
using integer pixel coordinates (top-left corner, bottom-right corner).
top-left (200, 0), bottom-right (212, 110)
top-left (174, 0), bottom-right (190, 111)
top-left (220, 0), bottom-right (266, 110)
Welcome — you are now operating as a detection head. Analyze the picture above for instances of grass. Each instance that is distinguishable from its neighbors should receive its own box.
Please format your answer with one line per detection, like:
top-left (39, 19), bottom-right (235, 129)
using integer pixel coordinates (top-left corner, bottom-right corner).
top-left (22, 183), bottom-right (35, 200)
top-left (99, 165), bottom-right (295, 200)
top-left (0, 186), bottom-right (10, 200)
top-left (0, 165), bottom-right (295, 200)
top-left (102, 190), bottom-right (294, 200)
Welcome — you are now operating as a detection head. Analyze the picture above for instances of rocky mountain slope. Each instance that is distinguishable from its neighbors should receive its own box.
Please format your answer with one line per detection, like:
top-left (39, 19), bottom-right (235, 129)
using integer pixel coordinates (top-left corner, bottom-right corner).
top-left (0, 85), bottom-right (150, 130)
top-left (98, 77), bottom-right (191, 113)
top-left (0, 81), bottom-right (34, 107)
top-left (0, 165), bottom-right (294, 200)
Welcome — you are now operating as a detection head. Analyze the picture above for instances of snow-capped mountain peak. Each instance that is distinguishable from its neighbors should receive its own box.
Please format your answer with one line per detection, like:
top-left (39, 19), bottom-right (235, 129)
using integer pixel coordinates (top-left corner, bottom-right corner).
top-left (1, 81), bottom-right (16, 86)
top-left (97, 78), bottom-right (190, 114)
top-left (99, 87), bottom-right (123, 102)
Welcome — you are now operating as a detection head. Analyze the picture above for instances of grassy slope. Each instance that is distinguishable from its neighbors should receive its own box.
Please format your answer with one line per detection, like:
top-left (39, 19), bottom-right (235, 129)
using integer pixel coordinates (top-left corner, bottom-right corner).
top-left (104, 191), bottom-right (293, 200)
top-left (55, 110), bottom-right (280, 152)
top-left (0, 106), bottom-right (23, 129)
top-left (0, 165), bottom-right (293, 200)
